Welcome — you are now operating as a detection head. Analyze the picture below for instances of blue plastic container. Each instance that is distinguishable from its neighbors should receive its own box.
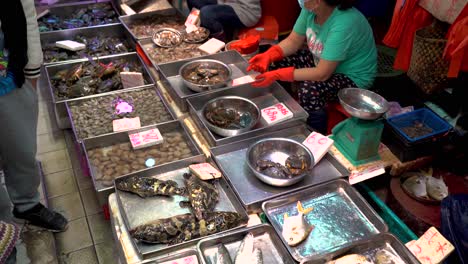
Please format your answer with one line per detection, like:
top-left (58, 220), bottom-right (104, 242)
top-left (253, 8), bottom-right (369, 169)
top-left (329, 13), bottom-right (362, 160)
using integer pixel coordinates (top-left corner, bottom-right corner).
top-left (387, 108), bottom-right (451, 143)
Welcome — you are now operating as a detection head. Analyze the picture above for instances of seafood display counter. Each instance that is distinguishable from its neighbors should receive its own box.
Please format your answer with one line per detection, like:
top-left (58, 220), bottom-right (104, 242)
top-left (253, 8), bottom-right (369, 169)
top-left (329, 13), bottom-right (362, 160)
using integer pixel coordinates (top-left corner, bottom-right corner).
top-left (210, 125), bottom-right (349, 213)
top-left (115, 160), bottom-right (248, 259)
top-left (188, 82), bottom-right (308, 146)
top-left (157, 51), bottom-right (250, 112)
top-left (41, 24), bottom-right (136, 65)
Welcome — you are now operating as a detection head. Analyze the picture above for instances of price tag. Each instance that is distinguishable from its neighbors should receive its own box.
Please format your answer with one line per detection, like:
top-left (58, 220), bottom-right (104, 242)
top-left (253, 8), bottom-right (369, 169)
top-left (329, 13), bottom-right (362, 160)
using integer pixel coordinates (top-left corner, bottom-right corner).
top-left (159, 255), bottom-right (199, 264)
top-left (349, 164), bottom-right (385, 185)
top-left (185, 8), bottom-right (200, 33)
top-left (406, 227), bottom-right (454, 264)
top-left (302, 132), bottom-right (334, 164)
top-left (232, 75), bottom-right (255, 86)
top-left (128, 128), bottom-right (164, 149)
top-left (189, 163), bottom-right (222, 180)
top-left (112, 117), bottom-right (141, 132)
top-left (198, 38), bottom-right (225, 54)
top-left (261, 103), bottom-right (293, 125)
top-left (120, 72), bottom-right (144, 89)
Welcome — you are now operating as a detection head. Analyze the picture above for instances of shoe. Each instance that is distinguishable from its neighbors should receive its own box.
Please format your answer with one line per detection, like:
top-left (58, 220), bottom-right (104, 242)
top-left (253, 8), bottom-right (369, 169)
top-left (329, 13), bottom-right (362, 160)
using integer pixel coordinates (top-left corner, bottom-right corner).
top-left (13, 203), bottom-right (68, 232)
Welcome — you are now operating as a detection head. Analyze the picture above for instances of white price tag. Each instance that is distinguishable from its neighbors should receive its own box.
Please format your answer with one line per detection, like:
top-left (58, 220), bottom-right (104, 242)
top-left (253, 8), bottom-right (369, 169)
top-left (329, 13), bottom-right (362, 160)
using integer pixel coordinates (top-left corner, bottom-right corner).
top-left (112, 117), bottom-right (141, 132)
top-left (185, 8), bottom-right (200, 32)
top-left (261, 103), bottom-right (293, 125)
top-left (348, 164), bottom-right (385, 184)
top-left (232, 75), bottom-right (255, 86)
top-left (302, 132), bottom-right (334, 164)
top-left (128, 128), bottom-right (164, 149)
top-left (406, 227), bottom-right (455, 264)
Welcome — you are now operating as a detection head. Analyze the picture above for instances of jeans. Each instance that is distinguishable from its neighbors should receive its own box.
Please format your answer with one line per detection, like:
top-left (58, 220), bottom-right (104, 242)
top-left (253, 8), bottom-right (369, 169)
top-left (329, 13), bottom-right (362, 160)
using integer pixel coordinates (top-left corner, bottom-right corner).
top-left (186, 0), bottom-right (245, 40)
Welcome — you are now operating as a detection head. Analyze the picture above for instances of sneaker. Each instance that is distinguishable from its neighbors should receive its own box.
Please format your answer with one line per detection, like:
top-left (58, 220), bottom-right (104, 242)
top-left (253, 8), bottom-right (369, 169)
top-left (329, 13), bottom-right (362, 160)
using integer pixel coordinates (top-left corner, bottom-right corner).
top-left (13, 203), bottom-right (68, 232)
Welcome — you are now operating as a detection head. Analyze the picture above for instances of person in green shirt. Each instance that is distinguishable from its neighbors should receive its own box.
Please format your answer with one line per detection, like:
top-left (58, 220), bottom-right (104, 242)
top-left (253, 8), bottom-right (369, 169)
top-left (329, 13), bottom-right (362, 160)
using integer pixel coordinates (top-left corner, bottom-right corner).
top-left (248, 0), bottom-right (377, 133)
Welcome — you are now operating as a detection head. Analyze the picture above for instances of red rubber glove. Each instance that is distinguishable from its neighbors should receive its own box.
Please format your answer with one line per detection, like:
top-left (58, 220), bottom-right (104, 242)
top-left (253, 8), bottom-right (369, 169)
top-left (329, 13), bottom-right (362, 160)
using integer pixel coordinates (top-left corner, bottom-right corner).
top-left (247, 45), bottom-right (285, 73)
top-left (252, 67), bottom-right (295, 87)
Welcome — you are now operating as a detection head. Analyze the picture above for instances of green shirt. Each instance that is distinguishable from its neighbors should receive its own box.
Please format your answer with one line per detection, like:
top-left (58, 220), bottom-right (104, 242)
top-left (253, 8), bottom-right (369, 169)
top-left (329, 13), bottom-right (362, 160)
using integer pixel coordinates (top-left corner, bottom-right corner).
top-left (293, 7), bottom-right (377, 88)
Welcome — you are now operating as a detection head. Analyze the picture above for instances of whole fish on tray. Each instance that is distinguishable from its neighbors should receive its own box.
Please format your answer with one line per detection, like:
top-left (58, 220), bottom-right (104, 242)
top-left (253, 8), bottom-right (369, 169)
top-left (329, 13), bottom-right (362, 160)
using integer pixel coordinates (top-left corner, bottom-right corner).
top-left (234, 233), bottom-right (263, 264)
top-left (180, 173), bottom-right (219, 220)
top-left (211, 243), bottom-right (232, 264)
top-left (131, 212), bottom-right (245, 244)
top-left (116, 175), bottom-right (185, 198)
top-left (282, 201), bottom-right (314, 246)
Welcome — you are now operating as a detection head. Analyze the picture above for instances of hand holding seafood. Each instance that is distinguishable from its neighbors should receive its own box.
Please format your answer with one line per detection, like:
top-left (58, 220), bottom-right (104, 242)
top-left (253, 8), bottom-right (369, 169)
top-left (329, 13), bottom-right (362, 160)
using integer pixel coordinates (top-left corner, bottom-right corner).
top-left (180, 173), bottom-right (219, 220)
top-left (153, 28), bottom-right (182, 48)
top-left (128, 15), bottom-right (185, 39)
top-left (256, 154), bottom-right (308, 179)
top-left (184, 27), bottom-right (210, 43)
top-left (282, 201), bottom-right (313, 246)
top-left (116, 175), bottom-right (185, 198)
top-left (130, 212), bottom-right (245, 244)
top-left (38, 4), bottom-right (118, 32)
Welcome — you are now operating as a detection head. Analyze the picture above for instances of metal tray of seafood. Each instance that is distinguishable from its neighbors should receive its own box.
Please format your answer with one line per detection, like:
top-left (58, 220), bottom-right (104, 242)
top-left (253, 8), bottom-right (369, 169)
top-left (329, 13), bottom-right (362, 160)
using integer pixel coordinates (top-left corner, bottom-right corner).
top-left (138, 37), bottom-right (208, 73)
top-left (44, 52), bottom-right (154, 104)
top-left (302, 232), bottom-right (420, 264)
top-left (210, 124), bottom-right (349, 213)
top-left (156, 50), bottom-right (250, 112)
top-left (262, 179), bottom-right (388, 263)
top-left (114, 160), bottom-right (249, 260)
top-left (66, 85), bottom-right (176, 142)
top-left (142, 241), bottom-right (202, 263)
top-left (188, 82), bottom-right (308, 146)
top-left (38, 1), bottom-right (120, 33)
top-left (82, 120), bottom-right (204, 193)
top-left (119, 8), bottom-right (186, 40)
top-left (197, 224), bottom-right (296, 264)
top-left (40, 24), bottom-right (136, 65)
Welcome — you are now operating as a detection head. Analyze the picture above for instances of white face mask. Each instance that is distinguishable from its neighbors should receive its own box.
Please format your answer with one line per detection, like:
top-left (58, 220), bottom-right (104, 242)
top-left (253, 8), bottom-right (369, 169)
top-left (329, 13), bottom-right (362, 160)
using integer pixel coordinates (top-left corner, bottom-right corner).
top-left (298, 0), bottom-right (305, 9)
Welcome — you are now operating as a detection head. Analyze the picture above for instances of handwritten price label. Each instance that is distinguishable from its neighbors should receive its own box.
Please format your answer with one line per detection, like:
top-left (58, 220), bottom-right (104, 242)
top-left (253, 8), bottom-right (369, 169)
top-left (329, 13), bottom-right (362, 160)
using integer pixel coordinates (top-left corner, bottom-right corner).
top-left (185, 8), bottom-right (200, 32)
top-left (129, 128), bottom-right (164, 149)
top-left (349, 164), bottom-right (385, 184)
top-left (112, 117), bottom-right (141, 132)
top-left (159, 255), bottom-right (199, 264)
top-left (189, 163), bottom-right (221, 180)
top-left (406, 227), bottom-right (454, 264)
top-left (302, 132), bottom-right (334, 164)
top-left (261, 103), bottom-right (293, 125)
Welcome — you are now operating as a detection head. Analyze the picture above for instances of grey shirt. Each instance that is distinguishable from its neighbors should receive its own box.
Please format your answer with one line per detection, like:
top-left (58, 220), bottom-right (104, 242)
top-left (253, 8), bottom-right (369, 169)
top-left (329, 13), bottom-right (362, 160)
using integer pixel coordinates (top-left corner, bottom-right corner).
top-left (218, 0), bottom-right (262, 27)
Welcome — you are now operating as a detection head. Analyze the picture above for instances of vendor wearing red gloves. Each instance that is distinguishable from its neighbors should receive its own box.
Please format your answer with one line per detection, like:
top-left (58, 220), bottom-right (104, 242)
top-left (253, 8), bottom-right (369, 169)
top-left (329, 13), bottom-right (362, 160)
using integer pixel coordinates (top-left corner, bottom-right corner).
top-left (248, 0), bottom-right (377, 133)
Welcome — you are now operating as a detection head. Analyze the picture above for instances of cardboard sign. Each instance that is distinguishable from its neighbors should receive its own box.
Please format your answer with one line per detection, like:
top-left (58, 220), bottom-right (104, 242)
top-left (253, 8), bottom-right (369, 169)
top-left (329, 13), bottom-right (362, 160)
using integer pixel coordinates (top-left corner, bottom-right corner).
top-left (189, 163), bottom-right (222, 180)
top-left (198, 38), bottom-right (225, 54)
top-left (129, 128), bottom-right (164, 149)
top-left (406, 227), bottom-right (454, 264)
top-left (112, 117), bottom-right (141, 132)
top-left (302, 132), bottom-right (334, 164)
top-left (261, 103), bottom-right (293, 125)
top-left (159, 255), bottom-right (198, 264)
top-left (349, 164), bottom-right (385, 185)
top-left (185, 8), bottom-right (200, 33)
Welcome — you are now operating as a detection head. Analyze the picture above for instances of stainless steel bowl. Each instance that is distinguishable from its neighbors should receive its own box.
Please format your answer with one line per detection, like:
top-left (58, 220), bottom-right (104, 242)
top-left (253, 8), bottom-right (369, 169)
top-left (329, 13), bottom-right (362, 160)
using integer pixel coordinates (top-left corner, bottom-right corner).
top-left (246, 138), bottom-right (315, 187)
top-left (183, 27), bottom-right (210, 43)
top-left (201, 96), bottom-right (260, 137)
top-left (152, 28), bottom-right (182, 48)
top-left (338, 88), bottom-right (389, 120)
top-left (179, 59), bottom-right (232, 93)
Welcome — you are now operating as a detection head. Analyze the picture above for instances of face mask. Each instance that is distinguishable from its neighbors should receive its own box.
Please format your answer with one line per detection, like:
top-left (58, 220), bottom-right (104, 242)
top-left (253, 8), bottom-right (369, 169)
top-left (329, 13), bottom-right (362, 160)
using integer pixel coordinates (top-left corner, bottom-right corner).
top-left (298, 0), bottom-right (305, 9)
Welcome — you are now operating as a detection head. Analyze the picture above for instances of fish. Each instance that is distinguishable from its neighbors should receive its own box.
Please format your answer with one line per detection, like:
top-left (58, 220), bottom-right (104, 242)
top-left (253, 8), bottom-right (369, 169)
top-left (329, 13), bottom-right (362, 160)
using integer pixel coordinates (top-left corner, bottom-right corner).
top-left (234, 233), bottom-right (262, 264)
top-left (402, 174), bottom-right (428, 199)
top-left (282, 201), bottom-right (314, 246)
top-left (375, 249), bottom-right (405, 264)
top-left (214, 243), bottom-right (232, 264)
top-left (130, 211), bottom-right (245, 244)
top-left (426, 176), bottom-right (448, 201)
top-left (327, 254), bottom-right (374, 264)
top-left (180, 173), bottom-right (219, 220)
top-left (116, 175), bottom-right (185, 198)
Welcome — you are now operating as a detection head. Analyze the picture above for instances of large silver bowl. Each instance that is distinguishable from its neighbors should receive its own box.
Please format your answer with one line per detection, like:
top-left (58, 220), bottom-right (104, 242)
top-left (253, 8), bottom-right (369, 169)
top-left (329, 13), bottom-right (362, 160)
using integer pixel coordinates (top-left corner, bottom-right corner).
top-left (201, 96), bottom-right (260, 137)
top-left (246, 138), bottom-right (315, 187)
top-left (179, 59), bottom-right (232, 93)
top-left (338, 88), bottom-right (389, 120)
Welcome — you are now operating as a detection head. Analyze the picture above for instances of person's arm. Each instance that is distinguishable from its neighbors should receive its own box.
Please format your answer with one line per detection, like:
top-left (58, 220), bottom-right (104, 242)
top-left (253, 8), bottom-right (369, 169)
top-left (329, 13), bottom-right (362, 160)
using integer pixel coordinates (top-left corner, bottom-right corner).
top-left (21, 0), bottom-right (43, 88)
top-left (277, 31), bottom-right (306, 57)
top-left (293, 59), bottom-right (339, 81)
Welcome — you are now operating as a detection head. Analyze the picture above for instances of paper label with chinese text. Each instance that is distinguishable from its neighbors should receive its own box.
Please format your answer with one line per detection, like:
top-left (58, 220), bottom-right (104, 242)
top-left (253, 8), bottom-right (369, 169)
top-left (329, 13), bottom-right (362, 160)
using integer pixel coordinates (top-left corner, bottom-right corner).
top-left (302, 132), bottom-right (334, 164)
top-left (406, 227), bottom-right (454, 264)
top-left (349, 164), bottom-right (385, 184)
top-left (261, 103), bottom-right (293, 125)
top-left (112, 117), bottom-right (141, 132)
top-left (129, 128), bottom-right (164, 149)
top-left (189, 163), bottom-right (221, 180)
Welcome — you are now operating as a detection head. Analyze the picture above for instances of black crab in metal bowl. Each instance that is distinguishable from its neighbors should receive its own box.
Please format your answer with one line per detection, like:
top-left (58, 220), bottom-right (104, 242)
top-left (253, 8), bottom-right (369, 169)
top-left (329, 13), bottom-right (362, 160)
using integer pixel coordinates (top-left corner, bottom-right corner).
top-left (246, 138), bottom-right (315, 187)
top-left (179, 59), bottom-right (232, 92)
top-left (201, 96), bottom-right (260, 137)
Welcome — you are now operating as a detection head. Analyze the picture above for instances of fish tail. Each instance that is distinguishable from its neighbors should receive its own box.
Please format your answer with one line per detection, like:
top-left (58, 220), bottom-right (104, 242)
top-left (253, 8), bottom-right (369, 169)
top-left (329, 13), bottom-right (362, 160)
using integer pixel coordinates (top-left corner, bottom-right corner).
top-left (297, 201), bottom-right (313, 215)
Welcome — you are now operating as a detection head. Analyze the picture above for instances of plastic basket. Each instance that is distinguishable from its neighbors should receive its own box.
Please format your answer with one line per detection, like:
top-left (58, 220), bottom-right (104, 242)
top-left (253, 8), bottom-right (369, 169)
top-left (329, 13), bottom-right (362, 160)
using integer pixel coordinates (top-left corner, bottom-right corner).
top-left (387, 108), bottom-right (451, 143)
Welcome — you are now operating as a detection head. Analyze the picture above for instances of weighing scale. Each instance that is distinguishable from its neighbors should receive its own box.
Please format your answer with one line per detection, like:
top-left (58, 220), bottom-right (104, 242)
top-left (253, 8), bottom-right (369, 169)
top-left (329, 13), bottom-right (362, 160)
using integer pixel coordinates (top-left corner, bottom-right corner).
top-left (331, 88), bottom-right (389, 166)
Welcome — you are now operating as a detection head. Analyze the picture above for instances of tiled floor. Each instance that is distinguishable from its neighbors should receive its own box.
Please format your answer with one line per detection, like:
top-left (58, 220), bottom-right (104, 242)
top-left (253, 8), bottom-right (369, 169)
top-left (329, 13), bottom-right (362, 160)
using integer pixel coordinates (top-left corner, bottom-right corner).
top-left (36, 75), bottom-right (118, 263)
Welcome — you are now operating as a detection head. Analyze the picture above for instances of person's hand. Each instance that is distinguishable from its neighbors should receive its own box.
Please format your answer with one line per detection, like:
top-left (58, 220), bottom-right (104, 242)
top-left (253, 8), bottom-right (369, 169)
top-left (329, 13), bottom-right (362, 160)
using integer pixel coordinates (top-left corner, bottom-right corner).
top-left (247, 45), bottom-right (285, 73)
top-left (252, 67), bottom-right (295, 88)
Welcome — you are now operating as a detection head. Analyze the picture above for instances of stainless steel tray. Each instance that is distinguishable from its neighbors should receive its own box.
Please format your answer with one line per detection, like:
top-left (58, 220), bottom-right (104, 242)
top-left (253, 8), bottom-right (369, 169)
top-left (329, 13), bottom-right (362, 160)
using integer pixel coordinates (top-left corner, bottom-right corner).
top-left (143, 243), bottom-right (201, 263)
top-left (302, 233), bottom-right (421, 264)
top-left (262, 179), bottom-right (388, 262)
top-left (44, 52), bottom-right (154, 104)
top-left (188, 82), bottom-right (308, 146)
top-left (210, 124), bottom-right (348, 213)
top-left (40, 24), bottom-right (136, 65)
top-left (38, 1), bottom-right (120, 33)
top-left (138, 37), bottom-right (208, 71)
top-left (115, 160), bottom-right (249, 260)
top-left (156, 51), bottom-right (250, 112)
top-left (66, 85), bottom-right (176, 142)
top-left (82, 120), bottom-right (205, 193)
top-left (197, 224), bottom-right (295, 264)
top-left (119, 8), bottom-right (186, 40)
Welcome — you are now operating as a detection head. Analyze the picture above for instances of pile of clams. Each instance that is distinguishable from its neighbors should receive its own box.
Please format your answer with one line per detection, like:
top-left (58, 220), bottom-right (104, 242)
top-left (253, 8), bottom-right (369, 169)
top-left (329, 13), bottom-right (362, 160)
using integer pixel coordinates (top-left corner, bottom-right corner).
top-left (145, 43), bottom-right (207, 64)
top-left (128, 15), bottom-right (185, 39)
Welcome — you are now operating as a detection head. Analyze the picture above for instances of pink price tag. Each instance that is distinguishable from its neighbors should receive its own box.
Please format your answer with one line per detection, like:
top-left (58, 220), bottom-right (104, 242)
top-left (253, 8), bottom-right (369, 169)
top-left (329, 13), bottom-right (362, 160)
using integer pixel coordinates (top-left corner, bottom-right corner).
top-left (302, 132), bottom-right (334, 163)
top-left (406, 227), bottom-right (455, 264)
top-left (129, 128), bottom-right (164, 149)
top-left (261, 103), bottom-right (293, 125)
top-left (112, 117), bottom-right (141, 132)
top-left (185, 8), bottom-right (200, 29)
